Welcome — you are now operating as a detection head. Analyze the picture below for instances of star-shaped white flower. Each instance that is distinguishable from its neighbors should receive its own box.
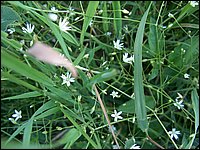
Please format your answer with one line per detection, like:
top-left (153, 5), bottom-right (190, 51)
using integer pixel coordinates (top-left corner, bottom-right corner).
top-left (12, 110), bottom-right (22, 121)
top-left (174, 92), bottom-right (184, 109)
top-left (60, 72), bottom-right (75, 86)
top-left (113, 39), bottom-right (124, 50)
top-left (173, 99), bottom-right (184, 109)
top-left (130, 144), bottom-right (141, 149)
top-left (184, 73), bottom-right (190, 79)
top-left (168, 128), bottom-right (181, 140)
top-left (59, 18), bottom-right (71, 32)
top-left (189, 1), bottom-right (199, 7)
top-left (111, 110), bottom-right (123, 122)
top-left (123, 53), bottom-right (134, 64)
top-left (110, 90), bottom-right (120, 99)
top-left (22, 23), bottom-right (35, 34)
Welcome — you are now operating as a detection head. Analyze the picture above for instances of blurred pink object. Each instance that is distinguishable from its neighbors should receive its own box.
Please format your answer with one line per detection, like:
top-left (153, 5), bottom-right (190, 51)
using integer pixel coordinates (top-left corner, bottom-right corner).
top-left (28, 41), bottom-right (77, 78)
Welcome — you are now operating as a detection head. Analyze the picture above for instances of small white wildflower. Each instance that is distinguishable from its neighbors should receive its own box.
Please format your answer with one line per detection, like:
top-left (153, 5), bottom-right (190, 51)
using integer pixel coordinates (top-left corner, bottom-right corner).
top-left (176, 92), bottom-right (183, 100)
top-left (48, 13), bottom-right (58, 21)
top-left (174, 99), bottom-right (184, 109)
top-left (11, 110), bottom-right (22, 121)
top-left (59, 18), bottom-right (71, 32)
top-left (130, 144), bottom-right (141, 149)
top-left (113, 145), bottom-right (120, 149)
top-left (168, 128), bottom-right (181, 140)
top-left (189, 1), bottom-right (199, 7)
top-left (122, 9), bottom-right (130, 14)
top-left (113, 39), bottom-right (124, 50)
top-left (174, 92), bottom-right (184, 109)
top-left (105, 32), bottom-right (112, 36)
top-left (123, 53), bottom-right (134, 64)
top-left (22, 23), bottom-right (35, 34)
top-left (60, 72), bottom-right (75, 86)
top-left (7, 28), bottom-right (15, 34)
top-left (184, 73), bottom-right (190, 79)
top-left (51, 6), bottom-right (58, 12)
top-left (168, 13), bottom-right (174, 18)
top-left (110, 90), bottom-right (120, 98)
top-left (111, 110), bottom-right (123, 122)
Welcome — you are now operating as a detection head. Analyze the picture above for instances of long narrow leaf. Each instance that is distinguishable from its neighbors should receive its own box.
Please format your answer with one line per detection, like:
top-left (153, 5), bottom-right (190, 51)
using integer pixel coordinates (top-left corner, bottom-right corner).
top-left (112, 1), bottom-right (122, 38)
top-left (134, 3), bottom-right (152, 132)
top-left (2, 91), bottom-right (42, 100)
top-left (23, 118), bottom-right (33, 147)
top-left (80, 1), bottom-right (99, 46)
top-left (1, 51), bottom-right (54, 87)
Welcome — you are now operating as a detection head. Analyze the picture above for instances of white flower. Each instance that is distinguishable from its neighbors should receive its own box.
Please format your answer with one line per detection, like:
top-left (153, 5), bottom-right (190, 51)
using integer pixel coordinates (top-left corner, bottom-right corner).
top-left (123, 53), bottom-right (134, 64)
top-left (60, 72), bottom-right (75, 86)
top-left (48, 7), bottom-right (58, 21)
top-left (189, 1), bottom-right (199, 7)
top-left (130, 144), bottom-right (141, 149)
top-left (22, 23), bottom-right (35, 34)
top-left (7, 28), bottom-right (15, 34)
top-left (111, 110), bottom-right (123, 122)
top-left (110, 90), bottom-right (120, 98)
top-left (184, 73), bottom-right (190, 79)
top-left (51, 6), bottom-right (58, 12)
top-left (176, 92), bottom-right (183, 100)
top-left (174, 92), bottom-right (184, 109)
top-left (48, 13), bottom-right (58, 21)
top-left (174, 99), bottom-right (184, 109)
top-left (11, 110), bottom-right (22, 121)
top-left (168, 13), bottom-right (174, 18)
top-left (122, 9), bottom-right (130, 14)
top-left (113, 39), bottom-right (124, 50)
top-left (59, 18), bottom-right (71, 32)
top-left (105, 32), bottom-right (112, 36)
top-left (168, 128), bottom-right (181, 140)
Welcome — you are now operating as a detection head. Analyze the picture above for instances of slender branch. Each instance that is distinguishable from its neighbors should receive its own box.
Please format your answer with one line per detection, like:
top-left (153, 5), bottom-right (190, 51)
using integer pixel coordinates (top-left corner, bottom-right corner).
top-left (93, 85), bottom-right (120, 149)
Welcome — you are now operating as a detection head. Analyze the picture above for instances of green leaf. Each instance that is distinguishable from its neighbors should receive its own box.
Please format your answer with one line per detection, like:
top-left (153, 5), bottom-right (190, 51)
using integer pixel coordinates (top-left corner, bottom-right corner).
top-left (133, 2), bottom-right (152, 132)
top-left (2, 50), bottom-right (55, 87)
top-left (23, 118), bottom-right (33, 147)
top-left (1, 6), bottom-right (21, 31)
top-left (102, 2), bottom-right (109, 32)
top-left (56, 128), bottom-right (81, 148)
top-left (112, 1), bottom-right (122, 38)
top-left (2, 72), bottom-right (39, 91)
top-left (34, 107), bottom-right (59, 120)
top-left (2, 91), bottom-right (42, 100)
top-left (80, 1), bottom-right (99, 46)
top-left (191, 88), bottom-right (199, 132)
top-left (60, 107), bottom-right (99, 148)
top-left (118, 96), bottom-right (156, 113)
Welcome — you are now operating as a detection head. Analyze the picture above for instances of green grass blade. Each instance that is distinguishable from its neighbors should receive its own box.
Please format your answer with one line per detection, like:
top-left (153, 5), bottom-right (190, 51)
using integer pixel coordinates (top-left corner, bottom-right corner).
top-left (134, 3), bottom-right (152, 132)
top-left (2, 72), bottom-right (39, 91)
top-left (1, 50), bottom-right (54, 87)
top-left (112, 1), bottom-right (122, 38)
top-left (2, 91), bottom-right (42, 101)
top-left (80, 1), bottom-right (99, 46)
top-left (23, 118), bottom-right (33, 147)
top-left (60, 107), bottom-right (99, 148)
top-left (191, 88), bottom-right (199, 132)
top-left (56, 128), bottom-right (81, 148)
top-left (34, 107), bottom-right (59, 120)
top-left (102, 2), bottom-right (109, 32)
